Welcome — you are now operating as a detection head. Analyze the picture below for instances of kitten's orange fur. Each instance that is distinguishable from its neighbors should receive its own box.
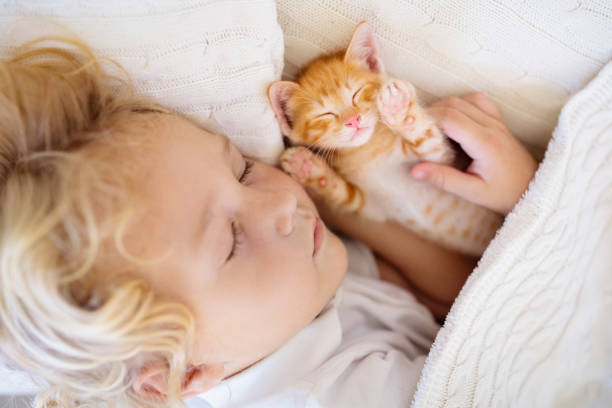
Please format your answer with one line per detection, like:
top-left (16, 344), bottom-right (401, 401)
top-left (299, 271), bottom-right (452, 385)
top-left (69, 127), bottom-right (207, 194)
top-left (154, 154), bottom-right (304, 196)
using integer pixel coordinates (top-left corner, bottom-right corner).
top-left (268, 22), bottom-right (502, 256)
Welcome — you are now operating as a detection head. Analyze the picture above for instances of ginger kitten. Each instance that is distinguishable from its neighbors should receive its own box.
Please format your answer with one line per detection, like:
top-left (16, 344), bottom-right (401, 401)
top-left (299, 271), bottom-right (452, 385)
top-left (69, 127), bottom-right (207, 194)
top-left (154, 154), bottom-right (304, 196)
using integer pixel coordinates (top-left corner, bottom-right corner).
top-left (268, 22), bottom-right (502, 256)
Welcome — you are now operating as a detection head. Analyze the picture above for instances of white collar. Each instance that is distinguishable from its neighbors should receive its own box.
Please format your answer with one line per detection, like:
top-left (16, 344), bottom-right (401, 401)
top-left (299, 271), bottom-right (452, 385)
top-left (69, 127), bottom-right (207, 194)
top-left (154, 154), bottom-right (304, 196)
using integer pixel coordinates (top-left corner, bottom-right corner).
top-left (193, 288), bottom-right (344, 407)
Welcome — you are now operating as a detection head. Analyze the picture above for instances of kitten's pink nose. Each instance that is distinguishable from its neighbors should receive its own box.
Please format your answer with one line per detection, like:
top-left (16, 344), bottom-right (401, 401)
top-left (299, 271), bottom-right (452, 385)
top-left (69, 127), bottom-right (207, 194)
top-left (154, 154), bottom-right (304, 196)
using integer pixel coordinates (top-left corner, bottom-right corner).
top-left (345, 115), bottom-right (361, 129)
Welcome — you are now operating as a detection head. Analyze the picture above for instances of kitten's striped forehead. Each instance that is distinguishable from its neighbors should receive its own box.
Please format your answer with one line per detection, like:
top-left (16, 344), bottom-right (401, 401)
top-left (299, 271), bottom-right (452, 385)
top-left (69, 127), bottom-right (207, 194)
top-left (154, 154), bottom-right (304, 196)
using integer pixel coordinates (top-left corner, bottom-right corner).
top-left (287, 54), bottom-right (381, 145)
top-left (311, 87), bottom-right (354, 115)
top-left (295, 55), bottom-right (378, 112)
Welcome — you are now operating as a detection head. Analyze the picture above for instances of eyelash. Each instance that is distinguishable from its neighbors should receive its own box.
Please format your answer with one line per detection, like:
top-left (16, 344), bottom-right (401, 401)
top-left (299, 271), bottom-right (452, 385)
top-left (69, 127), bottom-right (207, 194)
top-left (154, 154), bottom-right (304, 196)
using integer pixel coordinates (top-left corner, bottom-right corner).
top-left (316, 112), bottom-right (336, 118)
top-left (352, 86), bottom-right (365, 106)
top-left (228, 160), bottom-right (254, 261)
top-left (228, 219), bottom-right (244, 261)
top-left (239, 160), bottom-right (254, 184)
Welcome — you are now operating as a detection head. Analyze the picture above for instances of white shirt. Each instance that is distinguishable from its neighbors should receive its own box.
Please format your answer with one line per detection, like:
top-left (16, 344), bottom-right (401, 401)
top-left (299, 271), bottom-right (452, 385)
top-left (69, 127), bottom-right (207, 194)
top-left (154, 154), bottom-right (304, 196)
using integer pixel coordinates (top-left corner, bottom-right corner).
top-left (187, 238), bottom-right (439, 408)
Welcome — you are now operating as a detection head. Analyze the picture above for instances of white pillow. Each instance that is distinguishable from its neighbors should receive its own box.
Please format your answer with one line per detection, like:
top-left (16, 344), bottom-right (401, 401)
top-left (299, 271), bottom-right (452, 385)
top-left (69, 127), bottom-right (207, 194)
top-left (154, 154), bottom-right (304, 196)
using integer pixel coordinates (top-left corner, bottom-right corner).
top-left (0, 0), bottom-right (284, 397)
top-left (0, 0), bottom-right (285, 164)
top-left (275, 0), bottom-right (611, 159)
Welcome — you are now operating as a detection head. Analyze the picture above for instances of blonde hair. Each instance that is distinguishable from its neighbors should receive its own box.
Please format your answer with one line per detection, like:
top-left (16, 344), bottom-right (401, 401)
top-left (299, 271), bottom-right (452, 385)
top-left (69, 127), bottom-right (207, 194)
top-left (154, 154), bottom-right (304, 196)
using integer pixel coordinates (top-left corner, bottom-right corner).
top-left (0, 37), bottom-right (195, 407)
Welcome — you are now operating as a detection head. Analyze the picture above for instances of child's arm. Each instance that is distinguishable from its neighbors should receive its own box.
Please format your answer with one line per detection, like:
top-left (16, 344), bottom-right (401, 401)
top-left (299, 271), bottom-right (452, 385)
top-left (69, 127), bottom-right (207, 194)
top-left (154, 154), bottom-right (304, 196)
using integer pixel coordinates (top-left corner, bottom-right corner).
top-left (315, 94), bottom-right (538, 320)
top-left (375, 255), bottom-right (452, 322)
top-left (411, 93), bottom-right (538, 215)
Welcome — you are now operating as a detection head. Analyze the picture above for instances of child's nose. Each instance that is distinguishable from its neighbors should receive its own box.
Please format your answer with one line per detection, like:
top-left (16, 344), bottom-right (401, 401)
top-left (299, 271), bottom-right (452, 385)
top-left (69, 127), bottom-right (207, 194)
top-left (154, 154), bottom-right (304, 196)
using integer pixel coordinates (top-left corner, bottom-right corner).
top-left (268, 190), bottom-right (297, 236)
top-left (344, 115), bottom-right (361, 129)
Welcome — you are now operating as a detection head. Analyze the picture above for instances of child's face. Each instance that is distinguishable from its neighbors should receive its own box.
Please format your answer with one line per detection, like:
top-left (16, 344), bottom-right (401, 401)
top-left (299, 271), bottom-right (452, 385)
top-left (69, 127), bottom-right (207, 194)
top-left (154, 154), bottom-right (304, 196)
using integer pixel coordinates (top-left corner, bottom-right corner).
top-left (123, 115), bottom-right (347, 379)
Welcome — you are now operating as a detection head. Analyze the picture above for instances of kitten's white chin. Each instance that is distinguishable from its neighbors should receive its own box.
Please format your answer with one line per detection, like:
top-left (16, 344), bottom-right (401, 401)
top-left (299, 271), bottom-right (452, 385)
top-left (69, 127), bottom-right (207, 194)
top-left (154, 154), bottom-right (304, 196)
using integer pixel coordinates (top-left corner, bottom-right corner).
top-left (341, 128), bottom-right (373, 148)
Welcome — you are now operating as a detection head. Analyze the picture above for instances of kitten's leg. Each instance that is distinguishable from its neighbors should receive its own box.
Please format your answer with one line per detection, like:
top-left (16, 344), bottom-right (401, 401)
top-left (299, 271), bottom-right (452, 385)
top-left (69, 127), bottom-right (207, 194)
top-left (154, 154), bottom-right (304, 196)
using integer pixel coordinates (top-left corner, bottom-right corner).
top-left (280, 147), bottom-right (365, 213)
top-left (377, 79), bottom-right (454, 164)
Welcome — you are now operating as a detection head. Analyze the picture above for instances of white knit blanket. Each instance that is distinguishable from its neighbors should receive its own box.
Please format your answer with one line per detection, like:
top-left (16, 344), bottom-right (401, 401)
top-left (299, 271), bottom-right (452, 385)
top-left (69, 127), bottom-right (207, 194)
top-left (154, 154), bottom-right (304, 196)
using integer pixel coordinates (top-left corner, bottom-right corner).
top-left (276, 0), bottom-right (611, 161)
top-left (413, 61), bottom-right (612, 408)
top-left (3, 61), bottom-right (610, 407)
top-left (0, 2), bottom-right (611, 407)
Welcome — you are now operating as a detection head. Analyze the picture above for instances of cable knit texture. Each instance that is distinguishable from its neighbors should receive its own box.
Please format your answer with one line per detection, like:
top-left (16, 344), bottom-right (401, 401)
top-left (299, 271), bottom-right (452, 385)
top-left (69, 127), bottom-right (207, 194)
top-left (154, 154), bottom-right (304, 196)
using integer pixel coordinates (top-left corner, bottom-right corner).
top-left (276, 2), bottom-right (612, 406)
top-left (413, 60), bottom-right (612, 408)
top-left (0, 0), bottom-right (285, 164)
top-left (1, 2), bottom-right (612, 407)
top-left (276, 0), bottom-right (611, 159)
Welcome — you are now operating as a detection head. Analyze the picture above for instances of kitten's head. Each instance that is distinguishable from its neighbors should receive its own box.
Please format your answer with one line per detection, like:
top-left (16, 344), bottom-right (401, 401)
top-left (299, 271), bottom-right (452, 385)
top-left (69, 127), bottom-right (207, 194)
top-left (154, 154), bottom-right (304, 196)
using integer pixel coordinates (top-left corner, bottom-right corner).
top-left (268, 22), bottom-right (385, 150)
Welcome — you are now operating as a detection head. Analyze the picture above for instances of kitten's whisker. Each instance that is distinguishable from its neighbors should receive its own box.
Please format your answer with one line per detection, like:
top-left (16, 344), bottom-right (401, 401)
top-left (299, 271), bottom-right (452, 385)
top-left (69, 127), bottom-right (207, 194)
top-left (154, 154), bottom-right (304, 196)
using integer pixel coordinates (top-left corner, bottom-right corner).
top-left (329, 146), bottom-right (338, 166)
top-left (323, 148), bottom-right (330, 164)
top-left (329, 148), bottom-right (335, 165)
top-left (303, 141), bottom-right (318, 156)
top-left (322, 145), bottom-right (336, 166)
top-left (320, 144), bottom-right (331, 164)
top-left (304, 138), bottom-right (329, 163)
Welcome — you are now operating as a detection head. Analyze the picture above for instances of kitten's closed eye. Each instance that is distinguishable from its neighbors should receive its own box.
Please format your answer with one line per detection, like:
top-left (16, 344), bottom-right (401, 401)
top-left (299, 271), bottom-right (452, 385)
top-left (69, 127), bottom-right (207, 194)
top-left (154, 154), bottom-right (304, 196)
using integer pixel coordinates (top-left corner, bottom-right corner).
top-left (352, 86), bottom-right (365, 106)
top-left (314, 112), bottom-right (337, 120)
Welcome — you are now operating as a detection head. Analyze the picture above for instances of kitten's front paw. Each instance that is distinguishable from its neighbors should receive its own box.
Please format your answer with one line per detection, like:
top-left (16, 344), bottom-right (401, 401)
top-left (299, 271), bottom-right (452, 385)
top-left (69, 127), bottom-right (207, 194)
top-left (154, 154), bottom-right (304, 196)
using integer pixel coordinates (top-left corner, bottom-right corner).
top-left (377, 79), bottom-right (416, 128)
top-left (280, 147), bottom-right (329, 188)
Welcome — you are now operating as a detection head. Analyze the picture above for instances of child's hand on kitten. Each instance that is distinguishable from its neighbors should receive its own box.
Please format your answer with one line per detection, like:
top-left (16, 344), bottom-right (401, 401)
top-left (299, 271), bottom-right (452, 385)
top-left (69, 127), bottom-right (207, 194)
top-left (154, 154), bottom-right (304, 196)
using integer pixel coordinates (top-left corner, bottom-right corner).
top-left (411, 93), bottom-right (538, 215)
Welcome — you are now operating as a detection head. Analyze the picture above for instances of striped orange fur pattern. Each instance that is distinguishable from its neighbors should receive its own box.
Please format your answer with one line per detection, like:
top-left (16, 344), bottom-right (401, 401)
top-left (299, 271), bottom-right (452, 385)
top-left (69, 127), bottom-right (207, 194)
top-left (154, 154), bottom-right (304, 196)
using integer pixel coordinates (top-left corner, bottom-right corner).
top-left (269, 22), bottom-right (503, 256)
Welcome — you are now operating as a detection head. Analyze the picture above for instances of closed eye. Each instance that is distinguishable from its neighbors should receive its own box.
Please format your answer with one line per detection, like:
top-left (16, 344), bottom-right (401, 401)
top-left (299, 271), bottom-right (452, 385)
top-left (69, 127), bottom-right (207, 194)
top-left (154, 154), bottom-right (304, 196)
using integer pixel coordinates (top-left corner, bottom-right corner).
top-left (226, 159), bottom-right (253, 263)
top-left (352, 86), bottom-right (365, 106)
top-left (239, 160), bottom-right (254, 184)
top-left (226, 219), bottom-right (244, 262)
top-left (314, 112), bottom-right (336, 120)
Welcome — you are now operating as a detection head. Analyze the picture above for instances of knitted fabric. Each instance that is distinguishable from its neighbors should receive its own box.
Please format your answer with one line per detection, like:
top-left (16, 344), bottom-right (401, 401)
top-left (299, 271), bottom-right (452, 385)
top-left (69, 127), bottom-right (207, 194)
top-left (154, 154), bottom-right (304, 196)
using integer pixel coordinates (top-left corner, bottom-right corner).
top-left (276, 2), bottom-right (612, 406)
top-left (0, 0), bottom-right (285, 164)
top-left (276, 0), bottom-right (611, 159)
top-left (414, 60), bottom-right (612, 408)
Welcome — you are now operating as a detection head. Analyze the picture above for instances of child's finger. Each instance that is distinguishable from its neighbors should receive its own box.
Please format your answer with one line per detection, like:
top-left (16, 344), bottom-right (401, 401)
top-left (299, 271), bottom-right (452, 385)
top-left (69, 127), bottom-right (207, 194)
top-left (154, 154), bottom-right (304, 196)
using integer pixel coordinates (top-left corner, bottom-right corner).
top-left (411, 162), bottom-right (485, 203)
top-left (426, 106), bottom-right (489, 159)
top-left (431, 96), bottom-right (500, 129)
top-left (462, 92), bottom-right (503, 121)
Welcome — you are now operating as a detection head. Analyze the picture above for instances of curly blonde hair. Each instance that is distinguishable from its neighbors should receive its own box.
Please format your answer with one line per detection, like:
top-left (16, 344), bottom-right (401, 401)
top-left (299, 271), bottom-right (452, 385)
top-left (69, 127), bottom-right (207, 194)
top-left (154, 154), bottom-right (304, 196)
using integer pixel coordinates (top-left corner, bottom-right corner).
top-left (0, 37), bottom-right (195, 407)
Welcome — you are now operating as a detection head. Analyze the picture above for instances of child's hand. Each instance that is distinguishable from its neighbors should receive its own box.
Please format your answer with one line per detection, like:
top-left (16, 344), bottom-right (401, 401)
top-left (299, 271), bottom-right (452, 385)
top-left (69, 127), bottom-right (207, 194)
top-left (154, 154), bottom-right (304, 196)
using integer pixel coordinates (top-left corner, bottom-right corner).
top-left (411, 93), bottom-right (538, 215)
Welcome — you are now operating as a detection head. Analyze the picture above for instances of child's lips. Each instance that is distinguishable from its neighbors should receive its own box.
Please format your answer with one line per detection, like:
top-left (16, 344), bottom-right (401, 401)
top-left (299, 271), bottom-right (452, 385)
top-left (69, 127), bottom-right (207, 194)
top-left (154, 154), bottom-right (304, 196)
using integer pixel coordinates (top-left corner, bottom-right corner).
top-left (312, 216), bottom-right (325, 257)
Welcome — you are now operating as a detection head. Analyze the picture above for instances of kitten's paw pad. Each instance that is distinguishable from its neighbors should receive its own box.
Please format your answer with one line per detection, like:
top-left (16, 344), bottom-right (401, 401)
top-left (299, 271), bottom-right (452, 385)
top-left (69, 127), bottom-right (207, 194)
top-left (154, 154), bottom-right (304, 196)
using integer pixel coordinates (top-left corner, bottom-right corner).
top-left (377, 80), bottom-right (416, 127)
top-left (280, 147), bottom-right (327, 185)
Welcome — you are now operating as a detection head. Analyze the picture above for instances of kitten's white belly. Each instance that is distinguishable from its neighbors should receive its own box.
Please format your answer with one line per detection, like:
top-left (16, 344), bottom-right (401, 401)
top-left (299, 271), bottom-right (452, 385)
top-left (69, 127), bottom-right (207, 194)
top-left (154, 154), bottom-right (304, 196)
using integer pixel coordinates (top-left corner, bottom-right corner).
top-left (349, 146), bottom-right (426, 223)
top-left (344, 142), bottom-right (502, 256)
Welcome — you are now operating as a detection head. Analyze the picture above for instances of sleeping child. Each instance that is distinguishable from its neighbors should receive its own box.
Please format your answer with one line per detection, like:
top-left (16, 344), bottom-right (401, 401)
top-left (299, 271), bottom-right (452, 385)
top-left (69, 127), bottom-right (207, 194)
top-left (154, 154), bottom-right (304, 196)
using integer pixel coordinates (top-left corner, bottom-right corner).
top-left (0, 36), bottom-right (536, 408)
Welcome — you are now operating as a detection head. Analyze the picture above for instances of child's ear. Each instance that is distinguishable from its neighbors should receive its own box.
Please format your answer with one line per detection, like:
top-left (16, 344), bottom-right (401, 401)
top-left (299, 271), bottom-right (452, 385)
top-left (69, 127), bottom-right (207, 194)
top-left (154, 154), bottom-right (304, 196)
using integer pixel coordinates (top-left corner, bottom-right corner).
top-left (268, 81), bottom-right (299, 136)
top-left (132, 362), bottom-right (225, 400)
top-left (344, 21), bottom-right (385, 74)
top-left (181, 364), bottom-right (225, 398)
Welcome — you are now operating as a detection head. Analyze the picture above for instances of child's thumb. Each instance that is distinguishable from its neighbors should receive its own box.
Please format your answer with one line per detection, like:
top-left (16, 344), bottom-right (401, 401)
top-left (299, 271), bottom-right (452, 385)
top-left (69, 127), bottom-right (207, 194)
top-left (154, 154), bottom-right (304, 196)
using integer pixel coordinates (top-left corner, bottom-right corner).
top-left (411, 162), bottom-right (483, 203)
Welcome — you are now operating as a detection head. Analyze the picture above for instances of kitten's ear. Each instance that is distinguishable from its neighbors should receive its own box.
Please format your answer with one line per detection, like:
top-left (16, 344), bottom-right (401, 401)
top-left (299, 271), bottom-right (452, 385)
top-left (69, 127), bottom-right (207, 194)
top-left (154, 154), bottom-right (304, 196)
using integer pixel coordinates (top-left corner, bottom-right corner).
top-left (344, 22), bottom-right (385, 74)
top-left (268, 81), bottom-right (300, 135)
